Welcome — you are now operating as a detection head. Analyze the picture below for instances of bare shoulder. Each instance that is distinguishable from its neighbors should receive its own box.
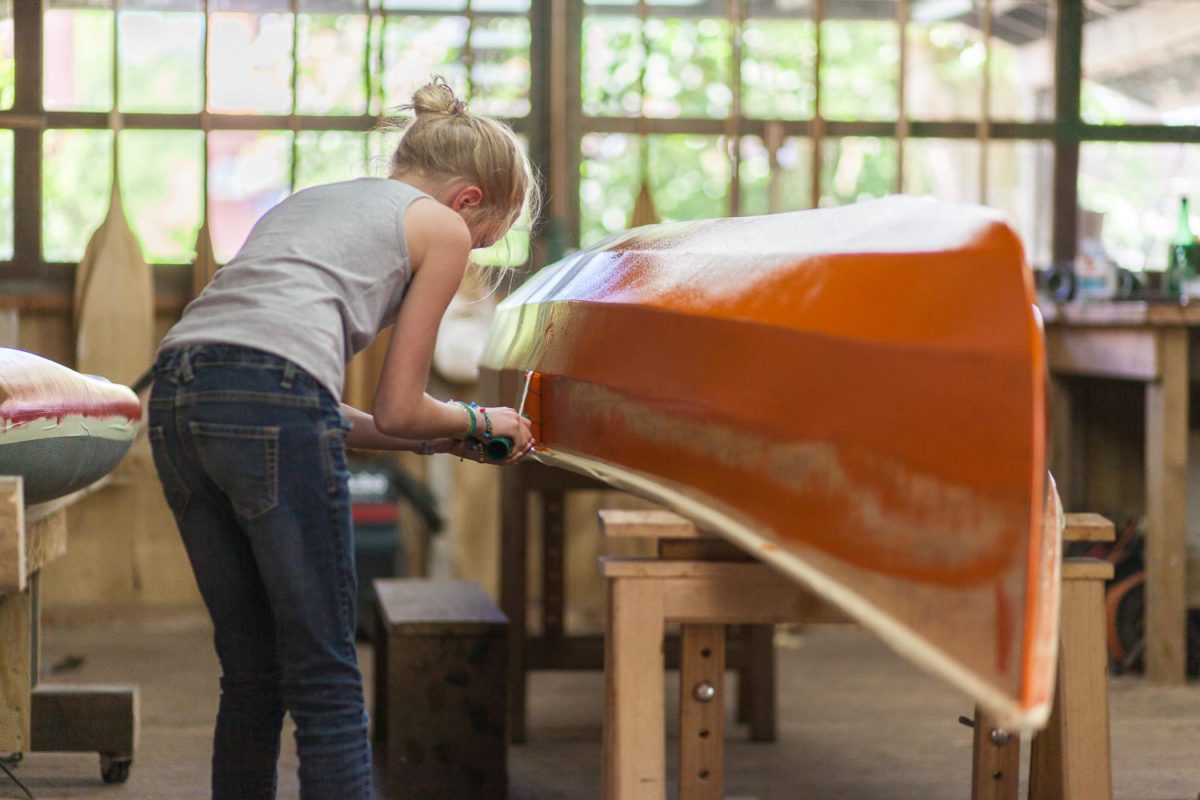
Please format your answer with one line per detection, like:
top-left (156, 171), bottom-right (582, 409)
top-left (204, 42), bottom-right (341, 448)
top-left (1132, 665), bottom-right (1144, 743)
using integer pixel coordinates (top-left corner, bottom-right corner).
top-left (404, 199), bottom-right (471, 274)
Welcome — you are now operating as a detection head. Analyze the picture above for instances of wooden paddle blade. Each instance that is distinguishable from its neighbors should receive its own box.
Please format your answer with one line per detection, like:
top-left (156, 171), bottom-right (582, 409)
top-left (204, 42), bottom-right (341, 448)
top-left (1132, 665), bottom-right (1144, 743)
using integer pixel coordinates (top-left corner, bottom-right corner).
top-left (75, 188), bottom-right (155, 387)
top-left (191, 220), bottom-right (219, 299)
top-left (630, 182), bottom-right (660, 228)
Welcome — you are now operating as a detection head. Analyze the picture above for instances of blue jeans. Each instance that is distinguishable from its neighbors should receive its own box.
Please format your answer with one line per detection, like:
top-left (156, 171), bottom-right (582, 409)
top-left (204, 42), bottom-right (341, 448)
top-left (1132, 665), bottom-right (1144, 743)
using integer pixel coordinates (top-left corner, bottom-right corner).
top-left (148, 344), bottom-right (371, 800)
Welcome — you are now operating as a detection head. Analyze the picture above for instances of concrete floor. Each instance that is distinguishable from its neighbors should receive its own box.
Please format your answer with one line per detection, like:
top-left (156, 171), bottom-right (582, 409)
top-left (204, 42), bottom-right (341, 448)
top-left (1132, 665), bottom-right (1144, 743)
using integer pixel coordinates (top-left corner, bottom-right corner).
top-left (5, 614), bottom-right (1200, 799)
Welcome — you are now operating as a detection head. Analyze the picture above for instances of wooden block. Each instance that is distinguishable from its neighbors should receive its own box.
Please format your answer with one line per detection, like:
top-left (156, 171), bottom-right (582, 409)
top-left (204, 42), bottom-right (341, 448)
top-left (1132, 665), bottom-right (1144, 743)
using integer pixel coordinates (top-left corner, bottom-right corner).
top-left (30, 684), bottom-right (139, 756)
top-left (0, 588), bottom-right (31, 752)
top-left (0, 476), bottom-right (25, 595)
top-left (26, 510), bottom-right (67, 578)
top-left (598, 509), bottom-right (702, 540)
top-left (374, 579), bottom-right (508, 800)
top-left (970, 706), bottom-right (1020, 800)
top-left (1062, 513), bottom-right (1115, 543)
top-left (679, 625), bottom-right (724, 800)
top-left (1045, 328), bottom-right (1158, 381)
top-left (603, 577), bottom-right (666, 800)
top-left (657, 539), bottom-right (751, 562)
top-left (1062, 558), bottom-right (1114, 582)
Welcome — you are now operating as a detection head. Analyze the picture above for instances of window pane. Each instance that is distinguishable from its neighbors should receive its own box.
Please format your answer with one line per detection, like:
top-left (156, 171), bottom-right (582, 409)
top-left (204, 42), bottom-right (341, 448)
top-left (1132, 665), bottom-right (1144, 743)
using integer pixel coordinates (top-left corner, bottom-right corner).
top-left (648, 134), bottom-right (729, 219)
top-left (0, 130), bottom-right (11, 259)
top-left (381, 16), bottom-right (468, 110)
top-left (473, 0), bottom-right (530, 11)
top-left (119, 130), bottom-right (203, 263)
top-left (1078, 142), bottom-right (1200, 272)
top-left (44, 7), bottom-right (115, 112)
top-left (988, 140), bottom-right (1052, 268)
top-left (295, 131), bottom-right (369, 190)
top-left (43, 129), bottom-right (114, 262)
top-left (208, 130), bottom-right (292, 263)
top-left (741, 19), bottom-right (815, 120)
top-left (297, 6), bottom-right (368, 115)
top-left (469, 16), bottom-right (531, 118)
top-left (990, 0), bottom-right (1054, 121)
top-left (644, 18), bottom-right (730, 118)
top-left (819, 137), bottom-right (897, 206)
top-left (383, 0), bottom-right (466, 9)
top-left (0, 2), bottom-right (13, 111)
top-left (903, 138), bottom-right (980, 203)
top-left (118, 8), bottom-right (204, 113)
top-left (1082, 0), bottom-right (1199, 126)
top-left (580, 132), bottom-right (640, 247)
top-left (208, 11), bottom-right (294, 114)
top-left (821, 10), bottom-right (899, 121)
top-left (907, 2), bottom-right (983, 121)
top-left (582, 15), bottom-right (642, 117)
top-left (739, 135), bottom-right (812, 216)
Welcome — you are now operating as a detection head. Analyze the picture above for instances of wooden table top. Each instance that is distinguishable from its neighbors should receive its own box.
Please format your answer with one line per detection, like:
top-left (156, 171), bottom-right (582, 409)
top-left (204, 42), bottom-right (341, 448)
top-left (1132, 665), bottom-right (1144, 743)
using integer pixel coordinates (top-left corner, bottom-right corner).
top-left (1039, 298), bottom-right (1200, 327)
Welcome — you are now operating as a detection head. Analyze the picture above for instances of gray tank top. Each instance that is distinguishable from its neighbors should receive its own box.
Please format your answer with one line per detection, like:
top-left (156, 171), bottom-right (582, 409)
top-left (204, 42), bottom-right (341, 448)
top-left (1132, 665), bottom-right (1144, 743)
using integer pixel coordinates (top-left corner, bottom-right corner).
top-left (160, 178), bottom-right (432, 399)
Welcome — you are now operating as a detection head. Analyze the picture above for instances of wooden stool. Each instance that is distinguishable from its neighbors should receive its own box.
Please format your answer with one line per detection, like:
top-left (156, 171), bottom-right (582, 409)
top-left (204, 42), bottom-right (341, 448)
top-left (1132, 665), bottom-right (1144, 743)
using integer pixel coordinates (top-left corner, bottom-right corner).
top-left (971, 513), bottom-right (1115, 800)
top-left (598, 509), bottom-right (846, 800)
top-left (372, 579), bottom-right (508, 800)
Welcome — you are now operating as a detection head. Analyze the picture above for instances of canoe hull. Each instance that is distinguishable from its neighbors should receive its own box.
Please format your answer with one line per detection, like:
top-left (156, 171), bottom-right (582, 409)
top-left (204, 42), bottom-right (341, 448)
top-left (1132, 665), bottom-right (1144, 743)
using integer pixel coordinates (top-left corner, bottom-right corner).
top-left (482, 197), bottom-right (1053, 728)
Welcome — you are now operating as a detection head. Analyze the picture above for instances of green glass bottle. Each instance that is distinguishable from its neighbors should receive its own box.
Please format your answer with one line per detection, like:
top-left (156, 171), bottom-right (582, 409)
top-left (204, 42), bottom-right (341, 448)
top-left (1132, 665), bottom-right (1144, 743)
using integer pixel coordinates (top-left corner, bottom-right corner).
top-left (1169, 196), bottom-right (1200, 296)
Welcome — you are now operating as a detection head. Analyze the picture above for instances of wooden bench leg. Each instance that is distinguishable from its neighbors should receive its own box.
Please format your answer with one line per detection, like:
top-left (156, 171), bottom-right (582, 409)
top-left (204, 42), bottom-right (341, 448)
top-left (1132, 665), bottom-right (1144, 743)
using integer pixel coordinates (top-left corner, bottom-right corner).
top-left (680, 624), bottom-right (725, 800)
top-left (745, 624), bottom-right (777, 742)
top-left (604, 577), bottom-right (666, 800)
top-left (1029, 561), bottom-right (1113, 800)
top-left (971, 707), bottom-right (1020, 800)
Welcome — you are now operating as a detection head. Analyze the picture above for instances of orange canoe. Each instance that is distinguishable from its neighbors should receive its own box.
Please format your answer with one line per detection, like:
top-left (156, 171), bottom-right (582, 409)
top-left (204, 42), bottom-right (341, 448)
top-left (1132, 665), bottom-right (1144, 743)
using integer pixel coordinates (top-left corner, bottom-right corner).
top-left (481, 196), bottom-right (1057, 729)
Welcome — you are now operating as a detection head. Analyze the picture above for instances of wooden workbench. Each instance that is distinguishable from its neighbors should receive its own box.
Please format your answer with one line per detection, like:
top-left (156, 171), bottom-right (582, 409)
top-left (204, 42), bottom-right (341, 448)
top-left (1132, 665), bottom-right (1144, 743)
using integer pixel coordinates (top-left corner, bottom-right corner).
top-left (1041, 298), bottom-right (1198, 684)
top-left (0, 475), bottom-right (138, 783)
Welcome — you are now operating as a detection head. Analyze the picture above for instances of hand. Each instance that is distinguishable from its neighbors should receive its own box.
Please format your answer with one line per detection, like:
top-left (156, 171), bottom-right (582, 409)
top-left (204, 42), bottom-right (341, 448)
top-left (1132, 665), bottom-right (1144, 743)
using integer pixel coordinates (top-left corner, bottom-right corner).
top-left (473, 405), bottom-right (534, 457)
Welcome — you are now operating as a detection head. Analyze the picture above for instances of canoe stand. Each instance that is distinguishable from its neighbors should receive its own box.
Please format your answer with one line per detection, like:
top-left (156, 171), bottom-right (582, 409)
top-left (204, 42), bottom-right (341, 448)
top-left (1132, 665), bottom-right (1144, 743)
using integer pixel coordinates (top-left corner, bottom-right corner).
top-left (0, 476), bottom-right (139, 784)
top-left (598, 508), bottom-right (1114, 800)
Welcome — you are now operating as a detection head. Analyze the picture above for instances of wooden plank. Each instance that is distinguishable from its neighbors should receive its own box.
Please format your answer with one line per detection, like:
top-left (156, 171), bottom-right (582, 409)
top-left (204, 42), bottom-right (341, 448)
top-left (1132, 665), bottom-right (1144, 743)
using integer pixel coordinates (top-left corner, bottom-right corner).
top-left (0, 588), bottom-right (31, 752)
top-left (374, 579), bottom-right (507, 636)
top-left (599, 509), bottom-right (704, 540)
top-left (1062, 558), bottom-right (1114, 582)
top-left (657, 539), bottom-right (751, 561)
top-left (679, 624), bottom-right (724, 800)
top-left (498, 465), bottom-right (529, 743)
top-left (0, 476), bottom-right (25, 596)
top-left (603, 577), bottom-right (666, 800)
top-left (30, 684), bottom-right (138, 755)
top-left (744, 624), bottom-right (777, 742)
top-left (26, 509), bottom-right (67, 578)
top-left (1049, 377), bottom-right (1084, 512)
top-left (1045, 328), bottom-right (1158, 381)
top-left (970, 706), bottom-right (1019, 800)
top-left (1144, 327), bottom-right (1188, 685)
top-left (1062, 513), bottom-right (1115, 543)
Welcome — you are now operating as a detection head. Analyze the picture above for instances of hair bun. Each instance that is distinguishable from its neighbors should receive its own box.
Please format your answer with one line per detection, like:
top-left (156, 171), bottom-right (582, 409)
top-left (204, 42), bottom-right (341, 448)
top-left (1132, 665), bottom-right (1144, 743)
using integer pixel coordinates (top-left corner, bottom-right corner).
top-left (411, 79), bottom-right (467, 117)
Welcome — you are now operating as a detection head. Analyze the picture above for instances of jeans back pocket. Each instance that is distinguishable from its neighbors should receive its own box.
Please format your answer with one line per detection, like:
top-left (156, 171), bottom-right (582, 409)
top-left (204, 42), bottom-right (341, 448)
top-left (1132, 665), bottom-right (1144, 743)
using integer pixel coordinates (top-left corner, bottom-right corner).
top-left (188, 421), bottom-right (280, 519)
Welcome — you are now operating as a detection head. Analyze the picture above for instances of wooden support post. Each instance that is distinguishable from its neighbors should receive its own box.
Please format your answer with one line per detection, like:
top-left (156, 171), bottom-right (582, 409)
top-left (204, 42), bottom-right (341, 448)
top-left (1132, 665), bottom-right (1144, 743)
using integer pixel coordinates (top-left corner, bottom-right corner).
top-left (679, 624), bottom-right (725, 800)
top-left (603, 577), bottom-right (666, 800)
top-left (0, 588), bottom-right (31, 753)
top-left (971, 707), bottom-right (1020, 800)
top-left (499, 466), bottom-right (529, 743)
top-left (1028, 558), bottom-right (1113, 800)
top-left (1144, 327), bottom-right (1188, 684)
top-left (542, 489), bottom-right (566, 642)
top-left (745, 624), bottom-right (776, 742)
top-left (0, 476), bottom-right (26, 595)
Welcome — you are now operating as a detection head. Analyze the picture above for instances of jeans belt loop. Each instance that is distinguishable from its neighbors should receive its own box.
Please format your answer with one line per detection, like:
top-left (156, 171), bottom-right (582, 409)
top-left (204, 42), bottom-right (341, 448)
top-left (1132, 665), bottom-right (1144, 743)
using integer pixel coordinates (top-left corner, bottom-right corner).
top-left (281, 360), bottom-right (297, 390)
top-left (177, 347), bottom-right (195, 385)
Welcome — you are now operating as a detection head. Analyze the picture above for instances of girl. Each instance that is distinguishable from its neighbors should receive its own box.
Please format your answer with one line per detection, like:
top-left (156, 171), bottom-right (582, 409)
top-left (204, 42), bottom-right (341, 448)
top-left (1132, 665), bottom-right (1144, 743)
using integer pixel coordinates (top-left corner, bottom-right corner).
top-left (147, 80), bottom-right (536, 799)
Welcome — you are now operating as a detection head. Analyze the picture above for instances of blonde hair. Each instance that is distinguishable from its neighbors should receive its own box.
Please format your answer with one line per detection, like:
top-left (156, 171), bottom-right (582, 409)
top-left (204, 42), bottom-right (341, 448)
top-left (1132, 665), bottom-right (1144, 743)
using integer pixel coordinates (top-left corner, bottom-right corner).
top-left (384, 79), bottom-right (539, 262)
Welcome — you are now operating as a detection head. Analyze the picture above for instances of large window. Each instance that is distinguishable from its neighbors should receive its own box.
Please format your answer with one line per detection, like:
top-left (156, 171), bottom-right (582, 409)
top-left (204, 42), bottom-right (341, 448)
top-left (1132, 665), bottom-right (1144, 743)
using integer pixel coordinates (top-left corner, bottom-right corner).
top-left (0, 0), bottom-right (534, 296)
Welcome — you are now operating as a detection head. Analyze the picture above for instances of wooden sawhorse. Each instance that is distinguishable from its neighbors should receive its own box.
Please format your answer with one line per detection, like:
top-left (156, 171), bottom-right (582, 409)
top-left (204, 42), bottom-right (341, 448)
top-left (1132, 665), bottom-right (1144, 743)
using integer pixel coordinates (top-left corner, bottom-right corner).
top-left (500, 460), bottom-right (776, 743)
top-left (599, 509), bottom-right (1114, 800)
top-left (0, 476), bottom-right (139, 784)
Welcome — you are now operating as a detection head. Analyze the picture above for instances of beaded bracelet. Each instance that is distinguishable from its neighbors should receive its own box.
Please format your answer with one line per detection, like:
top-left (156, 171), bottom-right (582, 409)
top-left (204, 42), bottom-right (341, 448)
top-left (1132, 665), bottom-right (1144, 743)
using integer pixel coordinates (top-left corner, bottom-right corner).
top-left (451, 399), bottom-right (476, 438)
top-left (471, 403), bottom-right (494, 440)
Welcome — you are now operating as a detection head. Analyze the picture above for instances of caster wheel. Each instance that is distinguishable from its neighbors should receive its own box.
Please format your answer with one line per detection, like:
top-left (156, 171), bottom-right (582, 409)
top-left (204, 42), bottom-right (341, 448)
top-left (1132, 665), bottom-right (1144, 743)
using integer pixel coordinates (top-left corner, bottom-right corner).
top-left (100, 753), bottom-right (132, 784)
